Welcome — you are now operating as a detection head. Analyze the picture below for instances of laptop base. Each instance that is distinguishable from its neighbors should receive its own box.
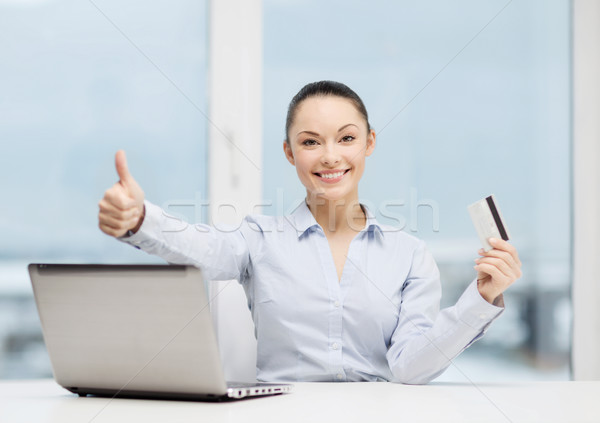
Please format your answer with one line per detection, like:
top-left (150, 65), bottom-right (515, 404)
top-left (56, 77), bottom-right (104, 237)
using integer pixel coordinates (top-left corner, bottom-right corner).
top-left (66, 381), bottom-right (292, 402)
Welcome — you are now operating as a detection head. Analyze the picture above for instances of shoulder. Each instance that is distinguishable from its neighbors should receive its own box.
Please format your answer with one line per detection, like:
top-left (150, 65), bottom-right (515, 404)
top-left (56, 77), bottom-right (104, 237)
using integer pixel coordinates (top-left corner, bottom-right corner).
top-left (242, 213), bottom-right (282, 232)
top-left (239, 213), bottom-right (298, 239)
top-left (373, 224), bottom-right (436, 269)
top-left (362, 203), bottom-right (424, 253)
top-left (375, 223), bottom-right (426, 251)
top-left (238, 213), bottom-right (300, 260)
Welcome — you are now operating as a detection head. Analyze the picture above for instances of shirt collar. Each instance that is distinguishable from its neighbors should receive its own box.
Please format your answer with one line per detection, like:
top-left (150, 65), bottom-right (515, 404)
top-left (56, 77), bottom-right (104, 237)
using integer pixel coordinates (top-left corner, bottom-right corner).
top-left (291, 200), bottom-right (384, 238)
top-left (363, 204), bottom-right (384, 237)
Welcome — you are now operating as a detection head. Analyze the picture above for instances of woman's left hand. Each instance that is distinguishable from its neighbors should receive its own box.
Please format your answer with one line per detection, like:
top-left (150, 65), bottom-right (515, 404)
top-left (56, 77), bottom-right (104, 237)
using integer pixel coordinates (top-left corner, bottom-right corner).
top-left (474, 238), bottom-right (522, 304)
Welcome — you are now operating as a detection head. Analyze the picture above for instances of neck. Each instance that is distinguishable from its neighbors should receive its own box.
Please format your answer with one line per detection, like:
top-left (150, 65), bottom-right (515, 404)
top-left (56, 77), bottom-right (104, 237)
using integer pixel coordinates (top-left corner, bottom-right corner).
top-left (306, 193), bottom-right (366, 235)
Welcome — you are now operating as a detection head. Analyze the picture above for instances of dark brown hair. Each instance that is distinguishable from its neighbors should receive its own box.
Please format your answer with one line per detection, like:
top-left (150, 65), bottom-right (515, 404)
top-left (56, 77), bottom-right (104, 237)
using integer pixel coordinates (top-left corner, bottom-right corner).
top-left (285, 80), bottom-right (371, 143)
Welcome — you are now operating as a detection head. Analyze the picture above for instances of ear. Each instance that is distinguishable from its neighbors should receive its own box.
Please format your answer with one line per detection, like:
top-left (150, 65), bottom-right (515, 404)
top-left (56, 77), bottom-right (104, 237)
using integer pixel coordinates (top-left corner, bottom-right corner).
top-left (365, 130), bottom-right (376, 157)
top-left (283, 140), bottom-right (295, 165)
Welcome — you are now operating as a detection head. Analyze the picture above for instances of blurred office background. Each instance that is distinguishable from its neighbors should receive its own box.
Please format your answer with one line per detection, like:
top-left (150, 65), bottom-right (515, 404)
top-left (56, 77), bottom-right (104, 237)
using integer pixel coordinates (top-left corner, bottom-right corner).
top-left (0, 0), bottom-right (571, 382)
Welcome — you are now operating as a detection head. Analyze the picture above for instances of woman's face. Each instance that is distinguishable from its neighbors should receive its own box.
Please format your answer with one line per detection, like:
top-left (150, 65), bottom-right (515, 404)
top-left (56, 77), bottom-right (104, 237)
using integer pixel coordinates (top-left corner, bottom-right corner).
top-left (284, 95), bottom-right (375, 203)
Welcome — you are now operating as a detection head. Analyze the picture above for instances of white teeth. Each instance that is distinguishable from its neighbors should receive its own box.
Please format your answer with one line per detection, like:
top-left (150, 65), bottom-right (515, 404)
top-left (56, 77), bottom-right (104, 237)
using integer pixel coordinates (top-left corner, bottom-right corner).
top-left (320, 171), bottom-right (345, 179)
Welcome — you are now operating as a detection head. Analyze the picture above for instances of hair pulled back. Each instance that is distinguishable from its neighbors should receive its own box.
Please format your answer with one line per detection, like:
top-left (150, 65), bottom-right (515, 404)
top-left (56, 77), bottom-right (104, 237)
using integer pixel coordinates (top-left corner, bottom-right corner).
top-left (285, 80), bottom-right (370, 143)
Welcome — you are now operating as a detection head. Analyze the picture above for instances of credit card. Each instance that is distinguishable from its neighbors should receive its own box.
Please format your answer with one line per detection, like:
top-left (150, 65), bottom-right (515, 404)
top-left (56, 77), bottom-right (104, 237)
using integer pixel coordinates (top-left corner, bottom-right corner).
top-left (468, 194), bottom-right (510, 251)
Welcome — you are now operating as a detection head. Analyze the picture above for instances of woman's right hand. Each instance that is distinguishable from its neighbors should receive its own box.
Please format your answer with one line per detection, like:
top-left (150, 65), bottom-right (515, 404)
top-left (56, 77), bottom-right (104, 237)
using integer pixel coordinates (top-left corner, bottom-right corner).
top-left (98, 150), bottom-right (145, 238)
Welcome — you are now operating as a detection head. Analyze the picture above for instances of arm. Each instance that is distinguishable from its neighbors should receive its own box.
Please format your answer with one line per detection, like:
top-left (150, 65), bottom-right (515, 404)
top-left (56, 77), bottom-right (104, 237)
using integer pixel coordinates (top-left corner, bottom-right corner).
top-left (98, 150), bottom-right (251, 282)
top-left (119, 200), bottom-right (251, 282)
top-left (386, 241), bottom-right (505, 384)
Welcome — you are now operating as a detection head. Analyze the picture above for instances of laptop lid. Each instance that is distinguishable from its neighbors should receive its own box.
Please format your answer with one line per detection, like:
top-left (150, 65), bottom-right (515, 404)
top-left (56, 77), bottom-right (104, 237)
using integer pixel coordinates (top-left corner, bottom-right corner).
top-left (28, 264), bottom-right (230, 398)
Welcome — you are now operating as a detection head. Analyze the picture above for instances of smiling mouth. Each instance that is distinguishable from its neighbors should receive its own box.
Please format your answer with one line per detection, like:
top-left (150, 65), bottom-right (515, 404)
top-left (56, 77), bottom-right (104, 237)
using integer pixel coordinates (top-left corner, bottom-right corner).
top-left (314, 169), bottom-right (350, 179)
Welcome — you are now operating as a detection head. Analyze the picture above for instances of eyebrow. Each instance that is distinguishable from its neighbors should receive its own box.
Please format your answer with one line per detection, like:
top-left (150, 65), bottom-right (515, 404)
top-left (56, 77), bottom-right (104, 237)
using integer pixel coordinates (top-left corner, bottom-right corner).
top-left (296, 123), bottom-right (358, 138)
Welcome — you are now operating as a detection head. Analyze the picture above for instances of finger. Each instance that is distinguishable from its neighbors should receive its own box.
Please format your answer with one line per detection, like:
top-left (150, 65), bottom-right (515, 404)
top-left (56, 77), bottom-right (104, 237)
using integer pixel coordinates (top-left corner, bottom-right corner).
top-left (478, 248), bottom-right (518, 270)
top-left (475, 256), bottom-right (514, 279)
top-left (103, 186), bottom-right (136, 210)
top-left (474, 262), bottom-right (511, 285)
top-left (98, 212), bottom-right (140, 232)
top-left (476, 255), bottom-right (522, 282)
top-left (98, 199), bottom-right (140, 220)
top-left (488, 238), bottom-right (521, 266)
top-left (98, 222), bottom-right (125, 238)
top-left (115, 150), bottom-right (133, 185)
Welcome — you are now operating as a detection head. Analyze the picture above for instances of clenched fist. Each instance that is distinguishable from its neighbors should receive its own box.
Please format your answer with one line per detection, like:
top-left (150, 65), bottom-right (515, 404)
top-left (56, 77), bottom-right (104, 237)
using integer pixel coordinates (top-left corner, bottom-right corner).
top-left (98, 150), bottom-right (145, 238)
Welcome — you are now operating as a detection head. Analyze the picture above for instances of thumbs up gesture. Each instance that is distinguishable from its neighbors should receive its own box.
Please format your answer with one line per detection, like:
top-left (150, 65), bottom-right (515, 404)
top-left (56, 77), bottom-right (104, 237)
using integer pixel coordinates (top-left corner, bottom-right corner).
top-left (98, 150), bottom-right (146, 238)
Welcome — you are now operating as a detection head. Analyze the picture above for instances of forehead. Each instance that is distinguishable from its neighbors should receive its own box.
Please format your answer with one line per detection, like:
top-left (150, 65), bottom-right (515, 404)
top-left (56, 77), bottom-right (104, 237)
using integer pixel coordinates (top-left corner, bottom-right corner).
top-left (292, 96), bottom-right (364, 131)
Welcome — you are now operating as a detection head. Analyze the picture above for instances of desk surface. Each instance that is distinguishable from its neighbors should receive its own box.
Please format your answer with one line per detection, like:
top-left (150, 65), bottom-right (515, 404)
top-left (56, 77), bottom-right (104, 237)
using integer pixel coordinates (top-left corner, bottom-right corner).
top-left (1, 379), bottom-right (598, 423)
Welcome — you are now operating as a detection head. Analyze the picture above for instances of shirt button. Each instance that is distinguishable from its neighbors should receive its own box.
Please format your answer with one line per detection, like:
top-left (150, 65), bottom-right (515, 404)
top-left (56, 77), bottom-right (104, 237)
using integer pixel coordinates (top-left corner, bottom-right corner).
top-left (479, 314), bottom-right (487, 319)
top-left (336, 373), bottom-right (343, 380)
top-left (331, 343), bottom-right (339, 350)
top-left (334, 301), bottom-right (340, 308)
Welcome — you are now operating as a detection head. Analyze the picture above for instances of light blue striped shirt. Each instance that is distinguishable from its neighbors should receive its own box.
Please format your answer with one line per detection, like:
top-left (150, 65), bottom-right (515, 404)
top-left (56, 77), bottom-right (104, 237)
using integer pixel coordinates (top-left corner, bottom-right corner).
top-left (122, 200), bottom-right (504, 384)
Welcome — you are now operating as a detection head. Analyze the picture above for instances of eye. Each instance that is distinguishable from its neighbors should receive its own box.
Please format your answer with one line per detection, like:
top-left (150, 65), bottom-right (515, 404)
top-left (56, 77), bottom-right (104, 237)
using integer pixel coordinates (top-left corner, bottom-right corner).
top-left (302, 139), bottom-right (319, 146)
top-left (341, 135), bottom-right (355, 143)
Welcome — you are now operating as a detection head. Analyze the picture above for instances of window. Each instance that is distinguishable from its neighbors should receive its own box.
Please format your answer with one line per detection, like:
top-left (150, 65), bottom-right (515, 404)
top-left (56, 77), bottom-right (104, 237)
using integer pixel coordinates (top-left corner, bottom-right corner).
top-left (262, 0), bottom-right (571, 381)
top-left (0, 0), bottom-right (208, 378)
top-left (0, 0), bottom-right (572, 382)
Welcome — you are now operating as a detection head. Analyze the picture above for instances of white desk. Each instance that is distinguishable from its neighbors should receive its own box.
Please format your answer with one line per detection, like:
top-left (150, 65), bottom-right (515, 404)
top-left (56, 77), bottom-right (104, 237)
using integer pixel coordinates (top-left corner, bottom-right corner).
top-left (1, 379), bottom-right (598, 423)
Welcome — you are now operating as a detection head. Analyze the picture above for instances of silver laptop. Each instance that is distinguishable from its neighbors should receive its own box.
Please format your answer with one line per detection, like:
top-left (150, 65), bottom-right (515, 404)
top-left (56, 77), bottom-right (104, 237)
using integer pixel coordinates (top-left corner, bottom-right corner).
top-left (28, 263), bottom-right (293, 401)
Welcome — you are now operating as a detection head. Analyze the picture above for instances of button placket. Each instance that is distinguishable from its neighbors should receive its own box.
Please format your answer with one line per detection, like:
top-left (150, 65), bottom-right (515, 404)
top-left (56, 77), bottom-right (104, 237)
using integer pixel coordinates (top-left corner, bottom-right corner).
top-left (313, 230), bottom-right (344, 379)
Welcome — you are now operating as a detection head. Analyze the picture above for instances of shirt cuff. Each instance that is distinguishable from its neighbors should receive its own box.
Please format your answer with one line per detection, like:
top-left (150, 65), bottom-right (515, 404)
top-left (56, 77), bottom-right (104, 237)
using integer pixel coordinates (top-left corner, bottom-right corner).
top-left (455, 279), bottom-right (505, 332)
top-left (117, 200), bottom-right (164, 247)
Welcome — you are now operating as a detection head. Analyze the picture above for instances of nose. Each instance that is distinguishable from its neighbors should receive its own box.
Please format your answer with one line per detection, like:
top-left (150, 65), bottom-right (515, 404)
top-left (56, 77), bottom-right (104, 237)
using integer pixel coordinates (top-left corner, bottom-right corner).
top-left (321, 142), bottom-right (341, 166)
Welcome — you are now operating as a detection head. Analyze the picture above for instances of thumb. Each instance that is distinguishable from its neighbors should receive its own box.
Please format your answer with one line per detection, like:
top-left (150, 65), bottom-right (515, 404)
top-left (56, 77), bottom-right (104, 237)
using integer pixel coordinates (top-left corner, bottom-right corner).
top-left (115, 150), bottom-right (133, 185)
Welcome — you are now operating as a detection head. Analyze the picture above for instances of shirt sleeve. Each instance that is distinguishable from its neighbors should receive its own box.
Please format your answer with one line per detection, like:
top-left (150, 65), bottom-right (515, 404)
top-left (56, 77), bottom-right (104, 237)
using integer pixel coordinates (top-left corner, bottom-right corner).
top-left (385, 240), bottom-right (504, 384)
top-left (118, 200), bottom-right (251, 282)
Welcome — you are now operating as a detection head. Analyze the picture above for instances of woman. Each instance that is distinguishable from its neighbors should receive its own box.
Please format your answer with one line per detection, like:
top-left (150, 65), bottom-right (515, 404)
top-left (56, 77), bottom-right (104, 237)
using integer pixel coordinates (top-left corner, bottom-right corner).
top-left (98, 81), bottom-right (522, 384)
